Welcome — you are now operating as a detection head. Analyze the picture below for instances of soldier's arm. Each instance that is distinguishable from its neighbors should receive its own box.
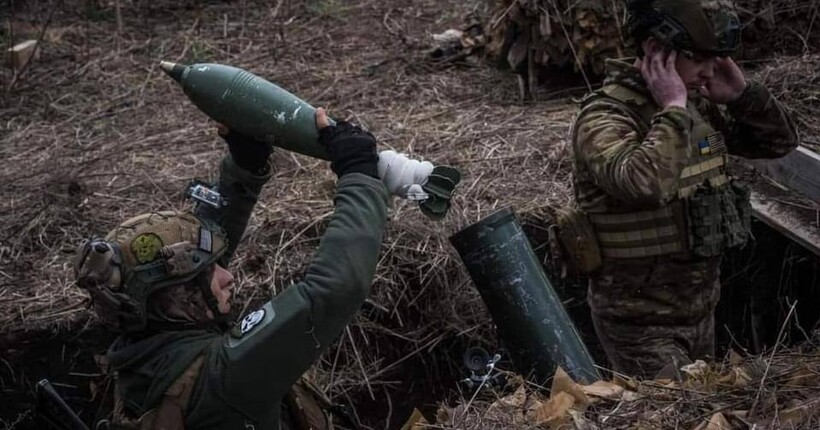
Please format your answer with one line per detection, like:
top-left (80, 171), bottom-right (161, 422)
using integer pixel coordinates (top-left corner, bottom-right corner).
top-left (721, 81), bottom-right (799, 159)
top-left (195, 154), bottom-right (272, 264)
top-left (573, 101), bottom-right (693, 206)
top-left (213, 173), bottom-right (388, 419)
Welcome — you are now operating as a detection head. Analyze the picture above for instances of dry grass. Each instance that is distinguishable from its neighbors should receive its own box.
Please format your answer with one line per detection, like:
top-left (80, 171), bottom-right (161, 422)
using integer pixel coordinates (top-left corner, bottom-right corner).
top-left (0, 0), bottom-right (575, 425)
top-left (436, 334), bottom-right (820, 429)
top-left (752, 54), bottom-right (820, 152)
top-left (1, 0), bottom-right (818, 427)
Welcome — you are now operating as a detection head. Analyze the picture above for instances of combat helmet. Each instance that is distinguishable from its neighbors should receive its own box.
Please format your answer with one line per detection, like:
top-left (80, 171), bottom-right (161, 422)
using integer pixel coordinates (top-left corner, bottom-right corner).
top-left (74, 212), bottom-right (228, 332)
top-left (626, 0), bottom-right (741, 57)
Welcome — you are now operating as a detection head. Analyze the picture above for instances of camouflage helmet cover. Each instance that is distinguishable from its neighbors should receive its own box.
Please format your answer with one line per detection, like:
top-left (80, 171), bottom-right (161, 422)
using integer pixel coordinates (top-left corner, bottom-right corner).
top-left (74, 212), bottom-right (228, 332)
top-left (627, 0), bottom-right (741, 57)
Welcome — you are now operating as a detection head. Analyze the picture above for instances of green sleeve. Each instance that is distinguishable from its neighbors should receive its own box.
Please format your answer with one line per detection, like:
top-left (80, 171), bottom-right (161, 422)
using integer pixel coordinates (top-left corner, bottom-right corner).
top-left (213, 173), bottom-right (389, 421)
top-left (195, 154), bottom-right (272, 264)
top-left (723, 81), bottom-right (799, 159)
top-left (573, 101), bottom-right (694, 206)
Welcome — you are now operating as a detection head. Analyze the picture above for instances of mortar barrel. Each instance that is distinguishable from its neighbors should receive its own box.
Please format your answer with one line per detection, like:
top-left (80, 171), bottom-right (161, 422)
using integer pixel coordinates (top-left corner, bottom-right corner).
top-left (450, 207), bottom-right (600, 384)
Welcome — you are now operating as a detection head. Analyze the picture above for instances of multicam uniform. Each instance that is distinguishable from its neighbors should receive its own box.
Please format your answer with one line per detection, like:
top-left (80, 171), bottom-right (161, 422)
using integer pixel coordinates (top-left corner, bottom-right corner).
top-left (570, 58), bottom-right (798, 378)
top-left (101, 154), bottom-right (388, 429)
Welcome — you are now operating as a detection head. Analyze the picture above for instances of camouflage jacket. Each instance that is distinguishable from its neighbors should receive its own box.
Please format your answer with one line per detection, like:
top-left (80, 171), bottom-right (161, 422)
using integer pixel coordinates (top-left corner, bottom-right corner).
top-left (571, 58), bottom-right (798, 214)
top-left (107, 155), bottom-right (389, 429)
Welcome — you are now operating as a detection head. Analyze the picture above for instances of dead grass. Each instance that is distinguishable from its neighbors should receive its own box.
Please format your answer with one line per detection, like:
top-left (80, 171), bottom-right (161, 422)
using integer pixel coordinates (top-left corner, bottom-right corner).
top-left (0, 0), bottom-right (574, 426)
top-left (752, 54), bottom-right (820, 152)
top-left (0, 0), bottom-right (818, 428)
top-left (434, 341), bottom-right (820, 429)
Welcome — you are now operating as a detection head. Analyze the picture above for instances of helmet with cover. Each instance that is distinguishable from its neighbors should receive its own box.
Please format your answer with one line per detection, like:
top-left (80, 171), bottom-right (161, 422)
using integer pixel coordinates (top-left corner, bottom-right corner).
top-left (626, 0), bottom-right (741, 58)
top-left (74, 212), bottom-right (228, 332)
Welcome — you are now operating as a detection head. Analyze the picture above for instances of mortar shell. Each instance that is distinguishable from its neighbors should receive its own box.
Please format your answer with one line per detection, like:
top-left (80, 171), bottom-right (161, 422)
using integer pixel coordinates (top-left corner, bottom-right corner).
top-left (161, 61), bottom-right (331, 160)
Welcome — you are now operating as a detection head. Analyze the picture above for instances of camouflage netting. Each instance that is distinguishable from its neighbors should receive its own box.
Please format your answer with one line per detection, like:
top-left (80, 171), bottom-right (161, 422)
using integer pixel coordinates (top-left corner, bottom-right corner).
top-left (486, 0), bottom-right (626, 77)
top-left (485, 0), bottom-right (820, 78)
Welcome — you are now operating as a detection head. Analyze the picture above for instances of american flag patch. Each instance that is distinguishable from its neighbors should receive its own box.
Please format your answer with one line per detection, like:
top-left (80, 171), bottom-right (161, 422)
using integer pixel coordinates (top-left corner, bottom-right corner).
top-left (706, 132), bottom-right (726, 154)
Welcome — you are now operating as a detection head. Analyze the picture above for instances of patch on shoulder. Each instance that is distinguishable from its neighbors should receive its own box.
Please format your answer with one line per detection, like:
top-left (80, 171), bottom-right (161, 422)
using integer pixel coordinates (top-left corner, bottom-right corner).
top-left (239, 309), bottom-right (265, 335)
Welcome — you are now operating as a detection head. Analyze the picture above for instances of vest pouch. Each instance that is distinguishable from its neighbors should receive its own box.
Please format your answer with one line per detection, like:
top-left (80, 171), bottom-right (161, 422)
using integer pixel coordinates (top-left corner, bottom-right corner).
top-left (554, 207), bottom-right (602, 274)
top-left (686, 187), bottom-right (724, 258)
top-left (724, 181), bottom-right (752, 249)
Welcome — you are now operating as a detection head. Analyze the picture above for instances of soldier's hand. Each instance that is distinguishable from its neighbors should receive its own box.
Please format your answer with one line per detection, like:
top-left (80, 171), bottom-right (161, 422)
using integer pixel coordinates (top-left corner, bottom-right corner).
top-left (216, 123), bottom-right (273, 175)
top-left (315, 107), bottom-right (331, 129)
top-left (316, 108), bottom-right (378, 179)
top-left (641, 39), bottom-right (687, 109)
top-left (698, 57), bottom-right (748, 104)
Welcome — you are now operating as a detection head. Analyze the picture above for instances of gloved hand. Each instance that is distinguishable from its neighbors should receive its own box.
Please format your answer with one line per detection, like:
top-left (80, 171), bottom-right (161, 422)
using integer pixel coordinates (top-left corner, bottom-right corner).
top-left (316, 108), bottom-right (378, 179)
top-left (217, 124), bottom-right (273, 175)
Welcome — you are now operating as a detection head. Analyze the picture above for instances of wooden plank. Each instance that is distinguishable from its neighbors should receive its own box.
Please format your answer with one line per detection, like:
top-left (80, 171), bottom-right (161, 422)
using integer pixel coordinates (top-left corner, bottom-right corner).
top-left (751, 193), bottom-right (820, 257)
top-left (747, 147), bottom-right (820, 204)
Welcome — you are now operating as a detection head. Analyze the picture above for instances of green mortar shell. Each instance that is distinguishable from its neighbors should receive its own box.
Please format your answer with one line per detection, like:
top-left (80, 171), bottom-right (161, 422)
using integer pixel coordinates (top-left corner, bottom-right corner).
top-left (450, 208), bottom-right (600, 384)
top-left (161, 61), bottom-right (332, 160)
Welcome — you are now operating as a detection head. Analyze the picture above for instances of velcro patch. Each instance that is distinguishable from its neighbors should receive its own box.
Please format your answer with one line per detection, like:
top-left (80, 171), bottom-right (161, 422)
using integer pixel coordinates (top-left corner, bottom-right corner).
top-left (240, 309), bottom-right (265, 335)
top-left (131, 233), bottom-right (163, 264)
top-left (199, 228), bottom-right (212, 253)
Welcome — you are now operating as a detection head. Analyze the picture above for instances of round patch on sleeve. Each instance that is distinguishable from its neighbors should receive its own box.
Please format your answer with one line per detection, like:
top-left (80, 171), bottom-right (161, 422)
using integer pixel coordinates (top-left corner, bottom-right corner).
top-left (240, 309), bottom-right (266, 335)
top-left (131, 233), bottom-right (164, 264)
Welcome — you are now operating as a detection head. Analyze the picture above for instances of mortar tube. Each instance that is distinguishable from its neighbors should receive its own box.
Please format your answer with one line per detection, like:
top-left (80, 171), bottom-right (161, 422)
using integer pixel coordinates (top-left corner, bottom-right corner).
top-left (450, 207), bottom-right (600, 384)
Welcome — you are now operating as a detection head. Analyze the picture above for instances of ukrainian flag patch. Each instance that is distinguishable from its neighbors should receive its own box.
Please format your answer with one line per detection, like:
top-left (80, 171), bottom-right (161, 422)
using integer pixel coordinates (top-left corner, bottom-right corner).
top-left (698, 139), bottom-right (711, 155)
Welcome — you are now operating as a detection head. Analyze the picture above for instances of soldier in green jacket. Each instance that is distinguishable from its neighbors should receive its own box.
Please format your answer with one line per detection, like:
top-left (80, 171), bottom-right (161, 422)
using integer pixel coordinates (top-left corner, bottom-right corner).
top-left (74, 108), bottom-right (388, 429)
top-left (570, 0), bottom-right (798, 378)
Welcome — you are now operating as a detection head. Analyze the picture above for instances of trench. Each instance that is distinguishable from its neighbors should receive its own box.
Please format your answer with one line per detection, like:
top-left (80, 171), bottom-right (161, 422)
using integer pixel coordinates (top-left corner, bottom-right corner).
top-left (1, 218), bottom-right (818, 429)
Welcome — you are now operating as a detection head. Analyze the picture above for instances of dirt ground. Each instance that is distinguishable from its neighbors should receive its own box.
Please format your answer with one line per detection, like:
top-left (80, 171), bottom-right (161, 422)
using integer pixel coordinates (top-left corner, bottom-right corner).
top-left (1, 0), bottom-right (819, 429)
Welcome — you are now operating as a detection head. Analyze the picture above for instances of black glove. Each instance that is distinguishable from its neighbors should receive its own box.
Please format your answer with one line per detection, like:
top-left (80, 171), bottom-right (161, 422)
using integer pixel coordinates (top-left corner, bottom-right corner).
top-left (221, 130), bottom-right (273, 176)
top-left (318, 121), bottom-right (379, 179)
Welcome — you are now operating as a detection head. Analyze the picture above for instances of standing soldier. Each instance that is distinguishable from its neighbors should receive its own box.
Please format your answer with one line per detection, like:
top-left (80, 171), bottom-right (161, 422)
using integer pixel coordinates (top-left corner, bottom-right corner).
top-left (569, 0), bottom-right (798, 378)
top-left (74, 108), bottom-right (387, 429)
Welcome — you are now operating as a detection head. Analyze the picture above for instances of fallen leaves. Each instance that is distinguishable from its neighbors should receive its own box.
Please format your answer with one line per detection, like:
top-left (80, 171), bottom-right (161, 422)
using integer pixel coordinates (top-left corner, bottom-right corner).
top-left (693, 412), bottom-right (732, 430)
top-left (434, 349), bottom-right (820, 429)
top-left (531, 391), bottom-right (575, 427)
top-left (581, 380), bottom-right (625, 400)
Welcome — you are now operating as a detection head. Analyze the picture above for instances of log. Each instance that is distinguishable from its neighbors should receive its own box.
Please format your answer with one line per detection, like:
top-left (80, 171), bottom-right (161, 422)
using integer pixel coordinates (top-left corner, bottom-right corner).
top-left (751, 193), bottom-right (820, 257)
top-left (748, 147), bottom-right (820, 204)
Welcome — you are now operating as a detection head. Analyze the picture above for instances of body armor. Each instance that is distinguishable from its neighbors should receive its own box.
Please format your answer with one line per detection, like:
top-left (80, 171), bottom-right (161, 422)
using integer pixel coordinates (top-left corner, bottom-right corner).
top-left (567, 83), bottom-right (750, 267)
